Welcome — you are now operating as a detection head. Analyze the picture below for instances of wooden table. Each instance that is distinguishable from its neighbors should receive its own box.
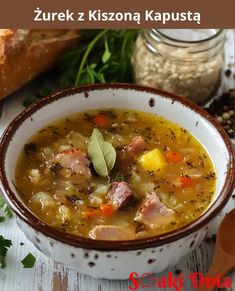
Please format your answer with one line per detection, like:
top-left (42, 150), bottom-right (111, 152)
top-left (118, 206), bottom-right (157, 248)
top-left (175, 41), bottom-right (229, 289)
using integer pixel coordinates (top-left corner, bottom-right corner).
top-left (0, 30), bottom-right (234, 291)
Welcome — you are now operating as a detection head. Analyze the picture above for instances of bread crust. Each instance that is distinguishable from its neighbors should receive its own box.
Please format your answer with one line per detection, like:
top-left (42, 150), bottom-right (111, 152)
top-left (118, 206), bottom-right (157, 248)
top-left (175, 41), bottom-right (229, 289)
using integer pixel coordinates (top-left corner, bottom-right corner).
top-left (0, 29), bottom-right (80, 100)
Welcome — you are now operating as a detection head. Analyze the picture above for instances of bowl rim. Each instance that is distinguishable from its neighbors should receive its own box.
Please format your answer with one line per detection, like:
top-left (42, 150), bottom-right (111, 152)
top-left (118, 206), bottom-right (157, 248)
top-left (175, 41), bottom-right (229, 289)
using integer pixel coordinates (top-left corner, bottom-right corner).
top-left (0, 83), bottom-right (234, 251)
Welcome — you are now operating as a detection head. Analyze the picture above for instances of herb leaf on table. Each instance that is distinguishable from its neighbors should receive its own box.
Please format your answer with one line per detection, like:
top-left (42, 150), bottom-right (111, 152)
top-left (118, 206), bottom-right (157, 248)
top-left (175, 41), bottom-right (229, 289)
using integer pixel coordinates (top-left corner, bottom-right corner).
top-left (21, 252), bottom-right (36, 268)
top-left (0, 235), bottom-right (12, 268)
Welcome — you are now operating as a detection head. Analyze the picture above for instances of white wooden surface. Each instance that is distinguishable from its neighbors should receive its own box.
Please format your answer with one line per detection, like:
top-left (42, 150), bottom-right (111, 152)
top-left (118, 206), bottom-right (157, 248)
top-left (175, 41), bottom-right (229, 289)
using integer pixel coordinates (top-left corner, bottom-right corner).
top-left (0, 30), bottom-right (234, 291)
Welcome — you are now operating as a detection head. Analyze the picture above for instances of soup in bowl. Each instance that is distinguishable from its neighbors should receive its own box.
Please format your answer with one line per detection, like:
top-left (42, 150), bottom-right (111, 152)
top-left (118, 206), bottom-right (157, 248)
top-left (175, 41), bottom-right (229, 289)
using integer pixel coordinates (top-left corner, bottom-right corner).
top-left (15, 109), bottom-right (216, 241)
top-left (0, 84), bottom-right (234, 279)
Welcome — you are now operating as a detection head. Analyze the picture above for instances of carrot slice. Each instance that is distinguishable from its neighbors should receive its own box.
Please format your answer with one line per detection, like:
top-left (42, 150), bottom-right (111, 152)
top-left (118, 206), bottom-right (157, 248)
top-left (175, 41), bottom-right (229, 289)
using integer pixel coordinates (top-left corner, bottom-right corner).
top-left (165, 151), bottom-right (183, 163)
top-left (93, 114), bottom-right (110, 128)
top-left (178, 176), bottom-right (194, 188)
top-left (100, 204), bottom-right (114, 217)
top-left (82, 204), bottom-right (114, 219)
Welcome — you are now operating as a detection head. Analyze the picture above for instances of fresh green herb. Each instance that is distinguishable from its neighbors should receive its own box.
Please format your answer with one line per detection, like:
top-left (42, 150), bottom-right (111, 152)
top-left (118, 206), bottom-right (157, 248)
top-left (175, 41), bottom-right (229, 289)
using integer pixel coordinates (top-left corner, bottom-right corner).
top-left (102, 36), bottom-right (111, 64)
top-left (0, 235), bottom-right (12, 268)
top-left (88, 128), bottom-right (116, 177)
top-left (23, 30), bottom-right (139, 107)
top-left (70, 29), bottom-right (139, 86)
top-left (0, 193), bottom-right (12, 220)
top-left (23, 86), bottom-right (53, 107)
top-left (21, 252), bottom-right (36, 268)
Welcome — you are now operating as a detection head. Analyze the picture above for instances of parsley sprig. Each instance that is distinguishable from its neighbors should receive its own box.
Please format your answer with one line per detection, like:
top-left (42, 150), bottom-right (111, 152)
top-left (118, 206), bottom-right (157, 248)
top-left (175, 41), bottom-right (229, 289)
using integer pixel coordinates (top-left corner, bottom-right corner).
top-left (23, 29), bottom-right (139, 107)
top-left (0, 235), bottom-right (12, 268)
top-left (0, 192), bottom-right (36, 269)
top-left (64, 29), bottom-right (139, 86)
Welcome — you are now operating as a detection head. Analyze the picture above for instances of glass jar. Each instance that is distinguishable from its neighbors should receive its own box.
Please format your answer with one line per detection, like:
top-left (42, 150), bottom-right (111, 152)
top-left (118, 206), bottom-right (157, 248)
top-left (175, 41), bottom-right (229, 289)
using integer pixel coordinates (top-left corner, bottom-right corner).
top-left (133, 29), bottom-right (226, 104)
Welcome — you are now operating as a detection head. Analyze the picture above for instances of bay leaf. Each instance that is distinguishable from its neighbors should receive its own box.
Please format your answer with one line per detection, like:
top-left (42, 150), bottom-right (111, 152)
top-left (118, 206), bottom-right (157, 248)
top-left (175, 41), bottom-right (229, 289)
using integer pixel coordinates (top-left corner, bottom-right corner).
top-left (88, 128), bottom-right (116, 177)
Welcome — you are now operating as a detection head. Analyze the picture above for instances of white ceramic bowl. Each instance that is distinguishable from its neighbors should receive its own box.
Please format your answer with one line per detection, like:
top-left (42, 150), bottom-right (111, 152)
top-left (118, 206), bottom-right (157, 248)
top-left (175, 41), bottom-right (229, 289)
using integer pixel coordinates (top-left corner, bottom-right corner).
top-left (0, 84), bottom-right (234, 279)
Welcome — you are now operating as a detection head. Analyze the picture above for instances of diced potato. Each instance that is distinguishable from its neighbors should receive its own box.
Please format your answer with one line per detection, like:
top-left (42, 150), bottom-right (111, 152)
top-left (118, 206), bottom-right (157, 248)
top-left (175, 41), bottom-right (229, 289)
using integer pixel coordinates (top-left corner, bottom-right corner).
top-left (139, 148), bottom-right (166, 174)
top-left (93, 185), bottom-right (108, 197)
top-left (31, 192), bottom-right (54, 208)
top-left (29, 169), bottom-right (40, 183)
top-left (58, 205), bottom-right (71, 224)
top-left (66, 131), bottom-right (88, 151)
top-left (90, 196), bottom-right (103, 206)
top-left (41, 147), bottom-right (54, 159)
top-left (105, 132), bottom-right (125, 147)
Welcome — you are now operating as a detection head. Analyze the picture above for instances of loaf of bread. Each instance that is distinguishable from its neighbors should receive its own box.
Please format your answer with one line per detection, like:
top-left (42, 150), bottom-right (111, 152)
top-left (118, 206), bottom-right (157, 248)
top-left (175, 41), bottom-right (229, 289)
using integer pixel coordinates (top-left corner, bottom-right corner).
top-left (0, 29), bottom-right (80, 100)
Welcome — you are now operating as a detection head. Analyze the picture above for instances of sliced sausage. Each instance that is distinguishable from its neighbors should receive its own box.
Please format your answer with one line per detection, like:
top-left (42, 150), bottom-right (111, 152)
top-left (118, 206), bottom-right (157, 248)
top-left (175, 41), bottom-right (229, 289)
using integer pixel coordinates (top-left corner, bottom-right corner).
top-left (51, 148), bottom-right (91, 185)
top-left (134, 192), bottom-right (175, 228)
top-left (108, 182), bottom-right (136, 210)
top-left (124, 136), bottom-right (145, 157)
top-left (89, 225), bottom-right (135, 240)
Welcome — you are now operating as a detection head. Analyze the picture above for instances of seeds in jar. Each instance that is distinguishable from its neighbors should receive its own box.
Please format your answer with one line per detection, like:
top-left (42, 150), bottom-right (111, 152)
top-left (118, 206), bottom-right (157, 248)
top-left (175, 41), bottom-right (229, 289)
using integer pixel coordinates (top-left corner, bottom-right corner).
top-left (133, 30), bottom-right (225, 104)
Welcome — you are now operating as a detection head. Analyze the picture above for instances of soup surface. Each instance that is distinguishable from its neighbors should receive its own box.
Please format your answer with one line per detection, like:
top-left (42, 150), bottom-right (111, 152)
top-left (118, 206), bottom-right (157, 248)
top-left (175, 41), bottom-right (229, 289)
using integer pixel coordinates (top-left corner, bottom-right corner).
top-left (15, 109), bottom-right (216, 240)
